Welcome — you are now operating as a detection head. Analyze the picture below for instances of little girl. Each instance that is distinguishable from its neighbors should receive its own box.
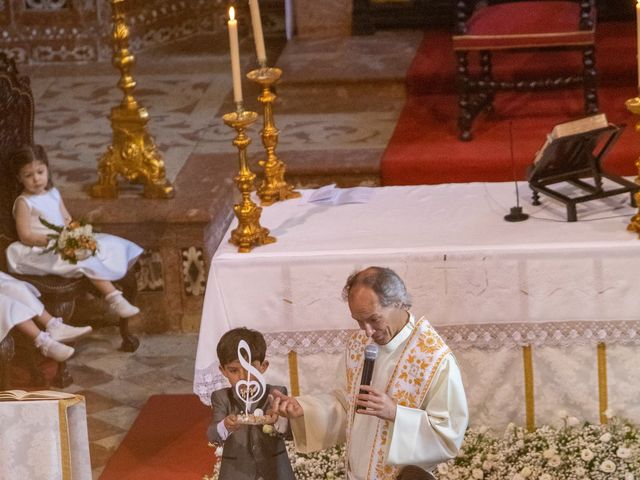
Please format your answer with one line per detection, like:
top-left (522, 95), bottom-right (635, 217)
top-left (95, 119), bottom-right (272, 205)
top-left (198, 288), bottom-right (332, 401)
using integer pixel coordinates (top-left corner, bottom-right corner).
top-left (1, 271), bottom-right (92, 361)
top-left (5, 144), bottom-right (143, 319)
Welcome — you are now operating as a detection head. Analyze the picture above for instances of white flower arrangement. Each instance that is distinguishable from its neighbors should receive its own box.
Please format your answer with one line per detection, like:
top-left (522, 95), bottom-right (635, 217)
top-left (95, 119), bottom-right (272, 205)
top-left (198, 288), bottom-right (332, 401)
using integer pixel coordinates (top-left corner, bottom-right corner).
top-left (203, 415), bottom-right (639, 480)
top-left (285, 441), bottom-right (345, 480)
top-left (40, 217), bottom-right (98, 264)
top-left (438, 415), bottom-right (639, 480)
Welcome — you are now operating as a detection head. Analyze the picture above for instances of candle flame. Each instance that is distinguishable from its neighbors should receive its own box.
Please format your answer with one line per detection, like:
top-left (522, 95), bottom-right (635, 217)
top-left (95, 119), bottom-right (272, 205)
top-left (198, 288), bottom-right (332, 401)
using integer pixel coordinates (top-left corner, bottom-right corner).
top-left (229, 6), bottom-right (235, 21)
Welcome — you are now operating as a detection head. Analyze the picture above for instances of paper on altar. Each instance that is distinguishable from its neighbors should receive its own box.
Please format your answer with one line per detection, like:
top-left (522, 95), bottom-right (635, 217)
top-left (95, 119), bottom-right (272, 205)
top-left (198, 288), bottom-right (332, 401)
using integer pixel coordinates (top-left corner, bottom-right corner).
top-left (307, 184), bottom-right (374, 205)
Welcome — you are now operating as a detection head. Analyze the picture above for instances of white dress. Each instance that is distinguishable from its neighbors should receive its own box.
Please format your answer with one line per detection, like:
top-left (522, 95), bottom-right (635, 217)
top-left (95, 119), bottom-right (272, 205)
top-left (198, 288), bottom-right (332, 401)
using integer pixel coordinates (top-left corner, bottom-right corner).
top-left (0, 272), bottom-right (44, 342)
top-left (5, 188), bottom-right (143, 281)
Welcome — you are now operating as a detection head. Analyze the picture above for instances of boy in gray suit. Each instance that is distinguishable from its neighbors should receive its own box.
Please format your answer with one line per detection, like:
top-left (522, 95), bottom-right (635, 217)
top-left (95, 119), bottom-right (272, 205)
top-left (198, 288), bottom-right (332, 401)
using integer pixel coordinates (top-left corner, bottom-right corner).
top-left (207, 327), bottom-right (296, 480)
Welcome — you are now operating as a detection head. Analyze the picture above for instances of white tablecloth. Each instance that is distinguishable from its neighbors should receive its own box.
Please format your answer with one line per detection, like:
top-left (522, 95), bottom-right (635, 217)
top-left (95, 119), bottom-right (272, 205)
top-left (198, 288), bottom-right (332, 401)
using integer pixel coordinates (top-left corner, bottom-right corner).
top-left (0, 396), bottom-right (91, 479)
top-left (194, 183), bottom-right (640, 409)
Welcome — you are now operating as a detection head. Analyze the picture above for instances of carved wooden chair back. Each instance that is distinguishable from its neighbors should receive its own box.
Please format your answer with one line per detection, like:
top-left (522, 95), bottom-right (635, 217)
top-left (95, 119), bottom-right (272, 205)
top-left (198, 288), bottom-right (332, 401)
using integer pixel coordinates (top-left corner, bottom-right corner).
top-left (452, 0), bottom-right (599, 141)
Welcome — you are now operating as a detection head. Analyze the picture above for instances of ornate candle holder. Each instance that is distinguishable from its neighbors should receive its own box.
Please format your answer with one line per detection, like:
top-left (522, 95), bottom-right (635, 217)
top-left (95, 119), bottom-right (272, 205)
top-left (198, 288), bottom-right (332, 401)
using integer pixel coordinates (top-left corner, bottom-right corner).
top-left (246, 67), bottom-right (301, 206)
top-left (90, 0), bottom-right (174, 199)
top-left (223, 108), bottom-right (276, 253)
top-left (624, 96), bottom-right (640, 236)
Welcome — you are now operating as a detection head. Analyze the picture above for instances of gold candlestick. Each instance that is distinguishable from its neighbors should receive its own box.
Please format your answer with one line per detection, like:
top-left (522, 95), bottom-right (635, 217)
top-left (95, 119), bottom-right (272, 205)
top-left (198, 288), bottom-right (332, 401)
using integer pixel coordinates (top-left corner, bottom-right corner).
top-left (223, 109), bottom-right (276, 253)
top-left (625, 96), bottom-right (640, 236)
top-left (247, 67), bottom-right (301, 206)
top-left (90, 0), bottom-right (174, 199)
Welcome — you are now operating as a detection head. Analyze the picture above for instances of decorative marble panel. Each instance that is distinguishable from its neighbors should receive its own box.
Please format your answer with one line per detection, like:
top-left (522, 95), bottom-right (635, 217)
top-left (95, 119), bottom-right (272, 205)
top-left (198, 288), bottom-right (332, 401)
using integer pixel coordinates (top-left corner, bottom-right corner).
top-left (135, 249), bottom-right (165, 292)
top-left (181, 246), bottom-right (206, 296)
top-left (0, 0), bottom-right (228, 63)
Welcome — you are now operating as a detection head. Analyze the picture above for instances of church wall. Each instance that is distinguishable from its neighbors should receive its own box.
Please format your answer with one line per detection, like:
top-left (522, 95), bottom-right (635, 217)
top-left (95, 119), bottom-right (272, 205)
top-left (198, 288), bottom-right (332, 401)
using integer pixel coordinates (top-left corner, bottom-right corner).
top-left (0, 0), bottom-right (227, 63)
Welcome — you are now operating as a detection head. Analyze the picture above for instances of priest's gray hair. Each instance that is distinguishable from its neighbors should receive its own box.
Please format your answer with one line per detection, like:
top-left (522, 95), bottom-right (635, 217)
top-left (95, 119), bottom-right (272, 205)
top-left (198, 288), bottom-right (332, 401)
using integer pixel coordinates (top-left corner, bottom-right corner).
top-left (342, 266), bottom-right (412, 310)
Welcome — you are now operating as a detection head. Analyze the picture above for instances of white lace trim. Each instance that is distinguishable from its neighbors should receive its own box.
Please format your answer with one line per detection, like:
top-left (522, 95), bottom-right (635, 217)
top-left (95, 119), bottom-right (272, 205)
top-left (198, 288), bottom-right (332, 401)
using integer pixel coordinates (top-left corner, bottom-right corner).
top-left (193, 320), bottom-right (640, 404)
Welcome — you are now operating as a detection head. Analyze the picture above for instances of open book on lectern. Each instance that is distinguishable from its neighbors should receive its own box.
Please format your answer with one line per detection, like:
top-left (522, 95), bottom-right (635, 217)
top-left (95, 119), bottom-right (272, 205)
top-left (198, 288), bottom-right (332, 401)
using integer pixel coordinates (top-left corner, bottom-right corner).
top-left (526, 113), bottom-right (639, 222)
top-left (532, 113), bottom-right (609, 165)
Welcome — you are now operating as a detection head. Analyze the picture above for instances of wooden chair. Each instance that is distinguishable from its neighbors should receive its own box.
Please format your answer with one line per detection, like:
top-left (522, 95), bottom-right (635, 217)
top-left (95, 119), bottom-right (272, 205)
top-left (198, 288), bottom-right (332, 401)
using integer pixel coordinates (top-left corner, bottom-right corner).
top-left (0, 52), bottom-right (140, 389)
top-left (452, 0), bottom-right (599, 141)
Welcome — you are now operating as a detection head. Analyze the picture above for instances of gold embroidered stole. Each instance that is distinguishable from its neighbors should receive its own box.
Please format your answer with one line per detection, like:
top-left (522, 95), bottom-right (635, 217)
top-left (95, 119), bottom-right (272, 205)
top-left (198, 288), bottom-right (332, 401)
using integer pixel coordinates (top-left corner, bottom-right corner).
top-left (344, 316), bottom-right (450, 480)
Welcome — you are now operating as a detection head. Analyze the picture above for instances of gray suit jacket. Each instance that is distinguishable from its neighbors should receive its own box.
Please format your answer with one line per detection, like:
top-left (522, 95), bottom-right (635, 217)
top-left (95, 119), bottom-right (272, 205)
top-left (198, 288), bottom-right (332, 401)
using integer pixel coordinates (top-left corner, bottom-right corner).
top-left (208, 384), bottom-right (296, 480)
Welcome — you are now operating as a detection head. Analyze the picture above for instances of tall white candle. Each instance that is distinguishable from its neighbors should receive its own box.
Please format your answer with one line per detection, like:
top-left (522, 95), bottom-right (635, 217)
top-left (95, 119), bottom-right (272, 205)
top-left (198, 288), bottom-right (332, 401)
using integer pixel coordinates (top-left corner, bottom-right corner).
top-left (637, 1), bottom-right (640, 87)
top-left (249, 0), bottom-right (267, 66)
top-left (228, 7), bottom-right (243, 104)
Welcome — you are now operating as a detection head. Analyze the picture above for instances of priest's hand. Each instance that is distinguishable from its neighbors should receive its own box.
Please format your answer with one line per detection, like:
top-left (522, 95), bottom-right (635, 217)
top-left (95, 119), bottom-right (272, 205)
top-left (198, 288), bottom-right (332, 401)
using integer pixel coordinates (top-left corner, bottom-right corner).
top-left (356, 385), bottom-right (397, 422)
top-left (270, 390), bottom-right (304, 418)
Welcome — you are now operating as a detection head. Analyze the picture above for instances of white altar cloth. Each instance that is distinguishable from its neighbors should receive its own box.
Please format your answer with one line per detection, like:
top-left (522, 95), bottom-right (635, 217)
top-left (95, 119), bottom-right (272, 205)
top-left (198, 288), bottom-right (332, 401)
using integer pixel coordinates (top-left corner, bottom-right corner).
top-left (194, 182), bottom-right (640, 411)
top-left (0, 396), bottom-right (91, 480)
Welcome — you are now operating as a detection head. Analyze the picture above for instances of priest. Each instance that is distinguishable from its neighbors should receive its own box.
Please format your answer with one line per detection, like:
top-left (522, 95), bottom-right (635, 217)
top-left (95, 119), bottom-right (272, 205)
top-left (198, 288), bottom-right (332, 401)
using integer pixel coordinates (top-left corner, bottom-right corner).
top-left (272, 266), bottom-right (468, 479)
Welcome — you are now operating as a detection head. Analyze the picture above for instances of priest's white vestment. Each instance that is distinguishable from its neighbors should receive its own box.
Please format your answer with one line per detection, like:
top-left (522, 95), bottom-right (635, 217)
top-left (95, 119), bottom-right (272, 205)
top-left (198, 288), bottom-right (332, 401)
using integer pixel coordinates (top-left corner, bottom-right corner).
top-left (290, 315), bottom-right (468, 479)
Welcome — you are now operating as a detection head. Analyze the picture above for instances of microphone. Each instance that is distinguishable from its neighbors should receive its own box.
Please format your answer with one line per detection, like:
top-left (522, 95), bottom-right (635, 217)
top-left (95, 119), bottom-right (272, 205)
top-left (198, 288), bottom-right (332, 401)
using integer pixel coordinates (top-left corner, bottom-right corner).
top-left (504, 121), bottom-right (529, 222)
top-left (359, 344), bottom-right (378, 395)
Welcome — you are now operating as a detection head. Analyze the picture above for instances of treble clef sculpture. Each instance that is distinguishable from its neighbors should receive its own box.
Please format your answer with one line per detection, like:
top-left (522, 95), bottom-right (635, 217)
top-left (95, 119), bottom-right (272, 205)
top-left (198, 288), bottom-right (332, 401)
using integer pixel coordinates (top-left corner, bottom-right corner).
top-left (235, 340), bottom-right (267, 413)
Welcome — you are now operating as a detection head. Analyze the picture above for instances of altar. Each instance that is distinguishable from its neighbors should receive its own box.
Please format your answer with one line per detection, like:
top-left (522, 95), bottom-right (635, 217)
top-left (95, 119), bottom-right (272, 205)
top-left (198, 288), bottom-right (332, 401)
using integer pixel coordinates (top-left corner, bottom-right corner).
top-left (194, 182), bottom-right (640, 429)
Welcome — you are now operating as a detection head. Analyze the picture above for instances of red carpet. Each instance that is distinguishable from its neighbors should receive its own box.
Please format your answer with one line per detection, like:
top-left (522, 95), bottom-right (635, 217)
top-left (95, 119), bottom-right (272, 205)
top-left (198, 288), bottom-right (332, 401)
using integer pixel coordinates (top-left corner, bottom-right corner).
top-left (382, 22), bottom-right (640, 185)
top-left (100, 394), bottom-right (214, 480)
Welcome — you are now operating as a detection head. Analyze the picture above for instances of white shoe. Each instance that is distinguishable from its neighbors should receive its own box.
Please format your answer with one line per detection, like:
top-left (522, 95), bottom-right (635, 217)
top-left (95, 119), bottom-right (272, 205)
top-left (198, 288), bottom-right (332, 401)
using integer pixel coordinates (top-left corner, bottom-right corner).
top-left (106, 291), bottom-right (140, 318)
top-left (46, 318), bottom-right (92, 343)
top-left (36, 333), bottom-right (74, 362)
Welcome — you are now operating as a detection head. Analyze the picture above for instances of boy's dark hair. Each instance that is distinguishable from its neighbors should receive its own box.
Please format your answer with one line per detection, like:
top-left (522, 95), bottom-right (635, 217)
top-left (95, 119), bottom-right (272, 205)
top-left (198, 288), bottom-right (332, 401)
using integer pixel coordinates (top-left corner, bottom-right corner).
top-left (11, 144), bottom-right (53, 193)
top-left (217, 327), bottom-right (267, 366)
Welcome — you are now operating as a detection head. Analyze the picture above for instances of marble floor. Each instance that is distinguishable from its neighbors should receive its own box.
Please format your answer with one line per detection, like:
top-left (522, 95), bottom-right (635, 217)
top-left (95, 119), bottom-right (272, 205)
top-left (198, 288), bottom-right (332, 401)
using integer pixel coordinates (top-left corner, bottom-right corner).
top-left (16, 27), bottom-right (423, 478)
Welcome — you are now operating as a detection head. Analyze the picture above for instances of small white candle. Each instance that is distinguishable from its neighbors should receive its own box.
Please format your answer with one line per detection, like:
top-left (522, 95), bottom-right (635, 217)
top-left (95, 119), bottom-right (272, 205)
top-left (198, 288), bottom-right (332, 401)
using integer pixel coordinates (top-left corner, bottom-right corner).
top-left (249, 0), bottom-right (267, 66)
top-left (637, 1), bottom-right (640, 87)
top-left (228, 7), bottom-right (243, 104)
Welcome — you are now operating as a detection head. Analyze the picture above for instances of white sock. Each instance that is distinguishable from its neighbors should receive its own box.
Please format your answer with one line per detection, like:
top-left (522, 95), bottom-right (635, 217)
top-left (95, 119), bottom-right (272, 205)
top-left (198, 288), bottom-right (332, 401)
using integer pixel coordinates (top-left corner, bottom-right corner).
top-left (34, 331), bottom-right (49, 348)
top-left (46, 317), bottom-right (63, 330)
top-left (105, 291), bottom-right (121, 302)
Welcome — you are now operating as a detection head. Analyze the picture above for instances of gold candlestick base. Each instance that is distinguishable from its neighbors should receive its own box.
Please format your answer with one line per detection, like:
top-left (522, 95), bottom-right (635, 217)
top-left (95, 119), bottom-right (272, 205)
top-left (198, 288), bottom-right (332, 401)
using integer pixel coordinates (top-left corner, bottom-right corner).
top-left (247, 67), bottom-right (301, 206)
top-left (223, 110), bottom-right (276, 253)
top-left (625, 96), bottom-right (640, 237)
top-left (90, 0), bottom-right (174, 199)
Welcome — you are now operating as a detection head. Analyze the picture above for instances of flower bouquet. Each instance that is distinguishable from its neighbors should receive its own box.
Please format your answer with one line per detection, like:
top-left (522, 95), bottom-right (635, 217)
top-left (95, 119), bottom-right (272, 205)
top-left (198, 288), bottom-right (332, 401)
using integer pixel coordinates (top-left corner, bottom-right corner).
top-left (40, 217), bottom-right (98, 264)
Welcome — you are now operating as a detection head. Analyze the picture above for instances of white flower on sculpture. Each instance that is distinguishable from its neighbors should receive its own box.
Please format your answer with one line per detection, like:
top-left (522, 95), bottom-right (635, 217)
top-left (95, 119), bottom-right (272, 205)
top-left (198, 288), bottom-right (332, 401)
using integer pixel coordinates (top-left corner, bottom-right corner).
top-left (519, 466), bottom-right (532, 477)
top-left (567, 416), bottom-right (580, 427)
top-left (624, 473), bottom-right (635, 480)
top-left (580, 449), bottom-right (594, 461)
top-left (616, 446), bottom-right (632, 459)
top-left (542, 448), bottom-right (556, 459)
top-left (557, 409), bottom-right (568, 419)
top-left (574, 467), bottom-right (586, 476)
top-left (472, 468), bottom-right (484, 479)
top-left (478, 425), bottom-right (488, 434)
top-left (599, 459), bottom-right (616, 473)
top-left (515, 439), bottom-right (525, 449)
top-left (603, 408), bottom-right (614, 419)
top-left (437, 463), bottom-right (449, 474)
top-left (600, 432), bottom-right (612, 442)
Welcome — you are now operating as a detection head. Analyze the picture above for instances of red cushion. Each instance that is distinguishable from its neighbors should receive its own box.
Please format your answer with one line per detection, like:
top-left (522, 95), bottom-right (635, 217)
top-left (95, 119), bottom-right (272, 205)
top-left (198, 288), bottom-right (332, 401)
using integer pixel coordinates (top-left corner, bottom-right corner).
top-left (453, 1), bottom-right (595, 51)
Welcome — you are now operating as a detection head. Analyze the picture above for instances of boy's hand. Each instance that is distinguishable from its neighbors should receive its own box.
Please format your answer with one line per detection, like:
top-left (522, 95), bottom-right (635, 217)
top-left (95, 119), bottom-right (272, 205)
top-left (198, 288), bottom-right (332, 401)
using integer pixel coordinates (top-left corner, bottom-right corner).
top-left (264, 408), bottom-right (279, 425)
top-left (224, 414), bottom-right (241, 432)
